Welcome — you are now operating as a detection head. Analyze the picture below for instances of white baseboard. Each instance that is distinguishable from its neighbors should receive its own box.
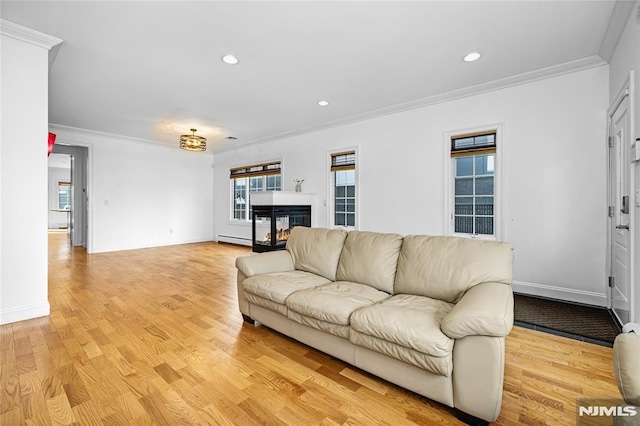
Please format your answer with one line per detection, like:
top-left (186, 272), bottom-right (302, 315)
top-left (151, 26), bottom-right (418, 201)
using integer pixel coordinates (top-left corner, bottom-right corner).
top-left (217, 235), bottom-right (252, 247)
top-left (0, 302), bottom-right (50, 325)
top-left (91, 237), bottom-right (214, 254)
top-left (513, 280), bottom-right (608, 307)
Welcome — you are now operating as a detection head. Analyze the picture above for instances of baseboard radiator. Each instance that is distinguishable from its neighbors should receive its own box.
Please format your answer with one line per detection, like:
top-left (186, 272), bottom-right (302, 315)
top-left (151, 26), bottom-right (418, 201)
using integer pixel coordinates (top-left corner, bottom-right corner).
top-left (217, 234), bottom-right (252, 247)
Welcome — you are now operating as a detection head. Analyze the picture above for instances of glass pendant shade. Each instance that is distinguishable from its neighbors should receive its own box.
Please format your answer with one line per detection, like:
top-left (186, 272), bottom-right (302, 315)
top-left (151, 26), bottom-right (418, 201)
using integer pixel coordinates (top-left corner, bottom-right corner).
top-left (180, 128), bottom-right (206, 152)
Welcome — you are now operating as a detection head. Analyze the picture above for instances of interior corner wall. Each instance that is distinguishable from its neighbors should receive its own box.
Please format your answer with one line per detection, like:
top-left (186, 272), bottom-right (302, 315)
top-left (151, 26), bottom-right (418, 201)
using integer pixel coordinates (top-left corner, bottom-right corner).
top-left (0, 35), bottom-right (50, 325)
top-left (214, 65), bottom-right (609, 306)
top-left (50, 127), bottom-right (215, 254)
top-left (608, 2), bottom-right (640, 322)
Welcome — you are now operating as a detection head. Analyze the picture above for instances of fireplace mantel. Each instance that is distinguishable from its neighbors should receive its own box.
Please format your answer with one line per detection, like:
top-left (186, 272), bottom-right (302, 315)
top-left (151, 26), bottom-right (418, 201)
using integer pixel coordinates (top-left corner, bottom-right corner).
top-left (250, 191), bottom-right (316, 207)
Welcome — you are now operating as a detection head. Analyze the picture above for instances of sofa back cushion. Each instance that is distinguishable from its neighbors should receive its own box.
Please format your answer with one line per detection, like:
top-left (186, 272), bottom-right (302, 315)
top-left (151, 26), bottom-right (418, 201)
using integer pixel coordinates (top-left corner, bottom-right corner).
top-left (286, 227), bottom-right (347, 281)
top-left (395, 235), bottom-right (513, 303)
top-left (336, 231), bottom-right (403, 293)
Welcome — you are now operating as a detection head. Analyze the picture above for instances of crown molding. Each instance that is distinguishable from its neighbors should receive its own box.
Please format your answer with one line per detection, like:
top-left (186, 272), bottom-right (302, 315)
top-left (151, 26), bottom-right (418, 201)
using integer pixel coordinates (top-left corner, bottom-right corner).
top-left (48, 123), bottom-right (214, 155)
top-left (220, 55), bottom-right (607, 153)
top-left (0, 19), bottom-right (62, 50)
top-left (598, 0), bottom-right (636, 63)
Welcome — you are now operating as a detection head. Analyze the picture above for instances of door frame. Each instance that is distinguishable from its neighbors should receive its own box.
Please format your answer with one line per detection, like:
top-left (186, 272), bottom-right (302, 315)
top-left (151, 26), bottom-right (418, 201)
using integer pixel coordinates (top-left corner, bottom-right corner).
top-left (50, 143), bottom-right (90, 251)
top-left (606, 72), bottom-right (636, 325)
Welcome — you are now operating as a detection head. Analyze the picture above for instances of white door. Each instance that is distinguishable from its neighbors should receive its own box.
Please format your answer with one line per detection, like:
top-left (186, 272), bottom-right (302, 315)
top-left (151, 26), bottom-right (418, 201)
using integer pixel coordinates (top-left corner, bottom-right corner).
top-left (609, 92), bottom-right (632, 325)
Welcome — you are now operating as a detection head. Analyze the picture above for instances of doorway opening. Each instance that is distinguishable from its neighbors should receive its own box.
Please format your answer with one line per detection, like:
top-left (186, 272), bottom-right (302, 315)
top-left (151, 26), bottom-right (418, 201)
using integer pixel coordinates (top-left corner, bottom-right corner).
top-left (50, 144), bottom-right (89, 248)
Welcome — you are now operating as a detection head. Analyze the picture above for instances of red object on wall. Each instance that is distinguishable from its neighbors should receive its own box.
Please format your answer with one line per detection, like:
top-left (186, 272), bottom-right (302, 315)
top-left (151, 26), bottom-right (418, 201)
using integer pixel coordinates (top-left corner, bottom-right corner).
top-left (48, 132), bottom-right (57, 156)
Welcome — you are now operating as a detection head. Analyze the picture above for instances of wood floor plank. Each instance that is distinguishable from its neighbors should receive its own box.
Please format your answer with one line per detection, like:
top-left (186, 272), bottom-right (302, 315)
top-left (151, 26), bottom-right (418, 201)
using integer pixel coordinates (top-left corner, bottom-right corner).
top-left (0, 233), bottom-right (622, 424)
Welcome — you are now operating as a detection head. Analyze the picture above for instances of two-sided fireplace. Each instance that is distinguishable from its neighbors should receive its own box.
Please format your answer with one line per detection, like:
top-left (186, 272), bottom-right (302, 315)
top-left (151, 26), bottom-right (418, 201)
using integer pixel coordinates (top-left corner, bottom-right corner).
top-left (251, 205), bottom-right (311, 252)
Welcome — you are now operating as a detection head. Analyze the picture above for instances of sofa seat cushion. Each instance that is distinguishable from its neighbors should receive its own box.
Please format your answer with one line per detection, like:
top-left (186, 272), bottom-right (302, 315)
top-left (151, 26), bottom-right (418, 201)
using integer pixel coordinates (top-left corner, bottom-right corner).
top-left (350, 294), bottom-right (454, 358)
top-left (243, 271), bottom-right (330, 305)
top-left (286, 281), bottom-right (390, 326)
top-left (245, 293), bottom-right (288, 316)
top-left (287, 312), bottom-right (351, 339)
top-left (350, 330), bottom-right (452, 377)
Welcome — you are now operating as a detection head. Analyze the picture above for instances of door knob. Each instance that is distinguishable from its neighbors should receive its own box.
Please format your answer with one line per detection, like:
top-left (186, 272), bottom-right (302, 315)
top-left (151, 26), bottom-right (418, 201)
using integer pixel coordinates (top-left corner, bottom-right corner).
top-left (616, 224), bottom-right (630, 230)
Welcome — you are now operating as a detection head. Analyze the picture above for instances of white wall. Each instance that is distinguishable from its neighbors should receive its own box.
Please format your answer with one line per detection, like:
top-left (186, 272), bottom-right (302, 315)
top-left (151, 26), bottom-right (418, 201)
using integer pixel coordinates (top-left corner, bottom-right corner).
top-left (214, 66), bottom-right (610, 306)
top-left (0, 31), bottom-right (55, 324)
top-left (609, 2), bottom-right (640, 322)
top-left (49, 126), bottom-right (215, 254)
top-left (48, 166), bottom-right (71, 228)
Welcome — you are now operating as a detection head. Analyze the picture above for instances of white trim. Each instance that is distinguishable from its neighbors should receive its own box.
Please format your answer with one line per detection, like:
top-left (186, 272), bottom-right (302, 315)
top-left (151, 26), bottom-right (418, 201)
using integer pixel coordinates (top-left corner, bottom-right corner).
top-left (327, 146), bottom-right (360, 230)
top-left (216, 235), bottom-right (252, 247)
top-left (443, 124), bottom-right (504, 240)
top-left (0, 19), bottom-right (62, 50)
top-left (597, 1), bottom-right (637, 62)
top-left (91, 237), bottom-right (214, 254)
top-left (606, 72), bottom-right (636, 323)
top-left (49, 127), bottom-right (96, 253)
top-left (513, 281), bottom-right (608, 308)
top-left (216, 56), bottom-right (606, 154)
top-left (0, 302), bottom-right (51, 325)
top-left (48, 124), bottom-right (208, 153)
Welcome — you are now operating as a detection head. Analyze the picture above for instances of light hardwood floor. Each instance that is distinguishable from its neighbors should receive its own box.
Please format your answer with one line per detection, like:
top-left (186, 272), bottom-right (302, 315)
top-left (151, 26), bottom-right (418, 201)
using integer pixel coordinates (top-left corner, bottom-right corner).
top-left (0, 233), bottom-right (620, 425)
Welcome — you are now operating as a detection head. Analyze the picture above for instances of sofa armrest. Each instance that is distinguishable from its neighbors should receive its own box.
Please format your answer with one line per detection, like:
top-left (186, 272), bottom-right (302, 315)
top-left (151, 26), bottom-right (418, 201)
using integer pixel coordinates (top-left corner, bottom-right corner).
top-left (441, 282), bottom-right (513, 339)
top-left (614, 333), bottom-right (640, 406)
top-left (235, 250), bottom-right (295, 278)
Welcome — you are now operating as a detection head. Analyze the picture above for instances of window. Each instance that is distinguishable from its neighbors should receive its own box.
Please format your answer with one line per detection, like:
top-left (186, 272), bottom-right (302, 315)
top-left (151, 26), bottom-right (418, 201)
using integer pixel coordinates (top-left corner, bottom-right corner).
top-left (58, 182), bottom-right (71, 210)
top-left (451, 132), bottom-right (497, 237)
top-left (330, 151), bottom-right (356, 228)
top-left (230, 161), bottom-right (281, 221)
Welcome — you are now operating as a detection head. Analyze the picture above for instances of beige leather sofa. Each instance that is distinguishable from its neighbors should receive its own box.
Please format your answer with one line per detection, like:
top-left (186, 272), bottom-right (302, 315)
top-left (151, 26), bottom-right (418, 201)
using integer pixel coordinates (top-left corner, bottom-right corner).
top-left (613, 333), bottom-right (640, 426)
top-left (236, 227), bottom-right (514, 424)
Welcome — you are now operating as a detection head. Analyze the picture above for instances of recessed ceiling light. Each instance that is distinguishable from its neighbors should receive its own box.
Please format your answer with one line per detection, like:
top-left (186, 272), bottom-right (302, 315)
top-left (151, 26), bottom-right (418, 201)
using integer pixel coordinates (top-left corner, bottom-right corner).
top-left (222, 54), bottom-right (239, 65)
top-left (463, 52), bottom-right (481, 62)
top-left (317, 100), bottom-right (329, 107)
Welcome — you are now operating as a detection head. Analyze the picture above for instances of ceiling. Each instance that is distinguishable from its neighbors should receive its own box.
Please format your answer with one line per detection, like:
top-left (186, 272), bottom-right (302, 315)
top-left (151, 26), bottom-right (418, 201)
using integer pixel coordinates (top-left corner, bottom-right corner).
top-left (1, 1), bottom-right (622, 153)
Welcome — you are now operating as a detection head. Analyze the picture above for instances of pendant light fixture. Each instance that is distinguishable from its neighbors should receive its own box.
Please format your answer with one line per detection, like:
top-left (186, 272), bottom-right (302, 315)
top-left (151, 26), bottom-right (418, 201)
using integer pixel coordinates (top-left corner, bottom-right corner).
top-left (180, 128), bottom-right (206, 152)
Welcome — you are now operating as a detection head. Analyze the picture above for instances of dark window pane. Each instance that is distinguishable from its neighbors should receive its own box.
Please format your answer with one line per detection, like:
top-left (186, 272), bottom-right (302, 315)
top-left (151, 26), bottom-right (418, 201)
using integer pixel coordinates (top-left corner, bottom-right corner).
top-left (336, 186), bottom-right (346, 197)
top-left (476, 217), bottom-right (494, 235)
top-left (346, 185), bottom-right (355, 197)
top-left (335, 213), bottom-right (345, 226)
top-left (454, 216), bottom-right (473, 233)
top-left (455, 206), bottom-right (473, 215)
top-left (454, 137), bottom-right (474, 149)
top-left (456, 157), bottom-right (473, 177)
top-left (346, 214), bottom-right (355, 227)
top-left (455, 178), bottom-right (473, 195)
top-left (249, 177), bottom-right (263, 191)
top-left (475, 197), bottom-right (494, 215)
top-left (475, 177), bottom-right (494, 195)
top-left (475, 155), bottom-right (495, 175)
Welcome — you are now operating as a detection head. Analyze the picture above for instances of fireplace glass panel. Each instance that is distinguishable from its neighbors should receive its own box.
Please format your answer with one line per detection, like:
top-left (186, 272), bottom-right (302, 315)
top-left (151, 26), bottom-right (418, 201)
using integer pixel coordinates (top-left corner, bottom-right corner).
top-left (252, 205), bottom-right (311, 252)
top-left (254, 213), bottom-right (272, 249)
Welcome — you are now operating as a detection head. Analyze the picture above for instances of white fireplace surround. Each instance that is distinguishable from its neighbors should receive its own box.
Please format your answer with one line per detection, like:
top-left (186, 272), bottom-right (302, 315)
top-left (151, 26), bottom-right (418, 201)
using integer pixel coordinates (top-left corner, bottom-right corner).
top-left (249, 191), bottom-right (317, 207)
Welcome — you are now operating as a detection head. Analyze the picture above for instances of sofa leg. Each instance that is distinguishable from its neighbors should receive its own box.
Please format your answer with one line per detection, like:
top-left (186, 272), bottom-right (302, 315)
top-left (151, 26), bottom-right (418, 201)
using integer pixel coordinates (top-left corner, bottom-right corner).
top-left (455, 409), bottom-right (489, 426)
top-left (242, 314), bottom-right (256, 325)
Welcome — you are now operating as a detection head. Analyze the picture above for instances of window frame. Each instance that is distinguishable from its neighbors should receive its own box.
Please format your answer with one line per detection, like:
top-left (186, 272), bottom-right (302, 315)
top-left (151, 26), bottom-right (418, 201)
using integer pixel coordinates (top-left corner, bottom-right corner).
top-left (58, 181), bottom-right (71, 211)
top-left (327, 148), bottom-right (359, 230)
top-left (229, 160), bottom-right (282, 223)
top-left (443, 125), bottom-right (504, 240)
